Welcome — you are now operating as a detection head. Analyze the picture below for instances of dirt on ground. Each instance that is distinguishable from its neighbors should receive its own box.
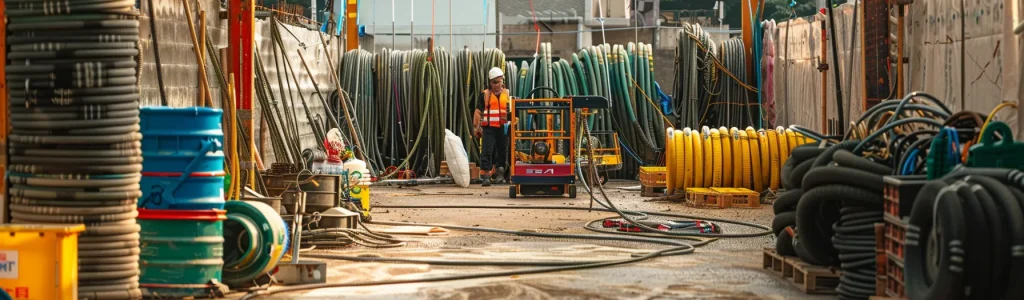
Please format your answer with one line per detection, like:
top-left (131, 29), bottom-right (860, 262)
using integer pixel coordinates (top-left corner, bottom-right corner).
top-left (238, 181), bottom-right (835, 300)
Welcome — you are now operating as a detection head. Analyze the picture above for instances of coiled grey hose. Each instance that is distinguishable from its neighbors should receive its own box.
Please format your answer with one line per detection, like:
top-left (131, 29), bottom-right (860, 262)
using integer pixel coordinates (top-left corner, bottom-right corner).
top-left (5, 1), bottom-right (143, 298)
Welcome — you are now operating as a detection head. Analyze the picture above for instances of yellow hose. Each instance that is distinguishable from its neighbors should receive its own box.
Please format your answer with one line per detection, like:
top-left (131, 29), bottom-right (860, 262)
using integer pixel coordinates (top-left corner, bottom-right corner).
top-left (718, 126), bottom-right (732, 187)
top-left (730, 127), bottom-right (743, 188)
top-left (657, 126), bottom-right (803, 196)
top-left (785, 129), bottom-right (800, 151)
top-left (977, 102), bottom-right (1018, 143)
top-left (746, 127), bottom-right (763, 192)
top-left (710, 128), bottom-right (723, 187)
top-left (690, 129), bottom-right (704, 188)
top-left (776, 126), bottom-right (791, 169)
top-left (681, 128), bottom-right (694, 189)
top-left (767, 130), bottom-right (781, 191)
top-left (675, 129), bottom-right (689, 190)
top-left (738, 129), bottom-right (752, 190)
top-left (665, 128), bottom-right (676, 194)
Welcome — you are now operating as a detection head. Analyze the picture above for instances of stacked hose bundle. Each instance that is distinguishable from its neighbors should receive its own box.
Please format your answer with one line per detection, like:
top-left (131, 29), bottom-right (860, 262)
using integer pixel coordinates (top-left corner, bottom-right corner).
top-left (671, 24), bottom-right (759, 129)
top-left (662, 126), bottom-right (813, 195)
top-left (365, 47), bottom-right (505, 177)
top-left (339, 49), bottom-right (383, 171)
top-left (509, 43), bottom-right (667, 179)
top-left (5, 0), bottom-right (143, 298)
top-left (903, 167), bottom-right (1024, 300)
top-left (767, 92), bottom-right (978, 298)
top-left (366, 48), bottom-right (459, 178)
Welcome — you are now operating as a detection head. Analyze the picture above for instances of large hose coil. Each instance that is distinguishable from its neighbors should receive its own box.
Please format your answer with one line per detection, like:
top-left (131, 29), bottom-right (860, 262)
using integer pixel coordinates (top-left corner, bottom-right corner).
top-left (5, 0), bottom-right (143, 298)
top-left (662, 126), bottom-right (814, 194)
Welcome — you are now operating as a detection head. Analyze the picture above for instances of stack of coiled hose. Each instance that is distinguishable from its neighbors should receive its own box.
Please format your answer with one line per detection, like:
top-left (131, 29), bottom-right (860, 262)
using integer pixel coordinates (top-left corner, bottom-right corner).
top-left (767, 92), bottom-right (999, 299)
top-left (672, 24), bottom-right (759, 129)
top-left (5, 0), bottom-right (143, 299)
top-left (663, 126), bottom-right (814, 194)
top-left (904, 167), bottom-right (1024, 300)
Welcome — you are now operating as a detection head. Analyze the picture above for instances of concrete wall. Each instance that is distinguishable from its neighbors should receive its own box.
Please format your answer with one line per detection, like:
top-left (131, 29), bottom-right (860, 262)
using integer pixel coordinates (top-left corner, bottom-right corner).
top-left (139, 0), bottom-right (340, 164)
top-left (771, 1), bottom-right (1021, 133)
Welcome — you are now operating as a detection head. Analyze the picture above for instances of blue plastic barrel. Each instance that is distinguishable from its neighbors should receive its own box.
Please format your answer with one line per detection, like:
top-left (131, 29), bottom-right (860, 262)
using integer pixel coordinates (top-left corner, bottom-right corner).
top-left (139, 173), bottom-right (225, 210)
top-left (140, 106), bottom-right (226, 210)
top-left (140, 107), bottom-right (225, 174)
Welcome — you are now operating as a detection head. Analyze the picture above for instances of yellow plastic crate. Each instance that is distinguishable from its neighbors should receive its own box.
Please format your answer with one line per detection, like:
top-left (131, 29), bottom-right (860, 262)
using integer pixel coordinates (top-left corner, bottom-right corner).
top-left (711, 187), bottom-right (761, 208)
top-left (639, 167), bottom-right (667, 187)
top-left (686, 188), bottom-right (726, 208)
top-left (0, 224), bottom-right (84, 300)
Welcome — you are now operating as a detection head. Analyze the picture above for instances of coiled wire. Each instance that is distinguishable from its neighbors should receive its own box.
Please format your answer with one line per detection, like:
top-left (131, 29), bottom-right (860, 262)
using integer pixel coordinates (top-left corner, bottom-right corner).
top-left (5, 0), bottom-right (143, 298)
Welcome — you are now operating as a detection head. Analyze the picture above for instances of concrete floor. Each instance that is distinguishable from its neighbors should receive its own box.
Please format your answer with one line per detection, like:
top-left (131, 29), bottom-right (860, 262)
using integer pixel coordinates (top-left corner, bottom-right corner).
top-left (248, 181), bottom-right (836, 300)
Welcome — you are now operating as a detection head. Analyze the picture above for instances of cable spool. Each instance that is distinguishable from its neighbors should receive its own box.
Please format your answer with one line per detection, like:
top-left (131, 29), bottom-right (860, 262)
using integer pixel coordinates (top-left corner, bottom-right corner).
top-left (222, 201), bottom-right (287, 287)
top-left (661, 127), bottom-right (814, 196)
top-left (5, 0), bottom-right (143, 298)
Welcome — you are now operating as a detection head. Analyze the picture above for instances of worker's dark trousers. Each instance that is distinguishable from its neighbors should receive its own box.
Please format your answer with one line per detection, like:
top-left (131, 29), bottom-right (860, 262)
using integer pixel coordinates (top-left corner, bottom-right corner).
top-left (479, 126), bottom-right (508, 174)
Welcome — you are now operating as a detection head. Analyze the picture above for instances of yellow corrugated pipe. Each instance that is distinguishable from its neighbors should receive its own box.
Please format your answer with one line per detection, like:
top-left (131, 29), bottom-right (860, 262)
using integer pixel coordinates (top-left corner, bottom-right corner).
top-left (665, 127), bottom-right (676, 194)
top-left (682, 128), bottom-right (694, 189)
top-left (718, 127), bottom-right (732, 187)
top-left (710, 128), bottom-right (723, 187)
top-left (690, 130), bottom-right (704, 189)
top-left (745, 127), bottom-right (763, 192)
top-left (701, 126), bottom-right (714, 188)
top-left (659, 126), bottom-right (812, 196)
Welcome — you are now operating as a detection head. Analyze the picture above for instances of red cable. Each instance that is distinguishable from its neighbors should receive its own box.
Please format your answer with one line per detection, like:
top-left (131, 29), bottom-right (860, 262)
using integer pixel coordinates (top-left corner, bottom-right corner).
top-left (530, 0), bottom-right (540, 54)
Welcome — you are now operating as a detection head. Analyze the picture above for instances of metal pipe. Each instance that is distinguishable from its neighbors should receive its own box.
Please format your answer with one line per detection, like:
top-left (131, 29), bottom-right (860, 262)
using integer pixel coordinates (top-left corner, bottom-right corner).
top-left (824, 0), bottom-right (845, 133)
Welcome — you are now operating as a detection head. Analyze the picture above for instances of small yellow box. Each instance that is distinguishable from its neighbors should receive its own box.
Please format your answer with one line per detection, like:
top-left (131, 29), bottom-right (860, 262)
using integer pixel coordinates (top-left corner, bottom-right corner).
top-left (0, 224), bottom-right (84, 300)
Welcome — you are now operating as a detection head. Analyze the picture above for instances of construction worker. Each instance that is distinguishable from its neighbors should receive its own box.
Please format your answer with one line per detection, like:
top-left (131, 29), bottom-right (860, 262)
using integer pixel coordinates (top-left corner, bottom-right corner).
top-left (474, 67), bottom-right (510, 186)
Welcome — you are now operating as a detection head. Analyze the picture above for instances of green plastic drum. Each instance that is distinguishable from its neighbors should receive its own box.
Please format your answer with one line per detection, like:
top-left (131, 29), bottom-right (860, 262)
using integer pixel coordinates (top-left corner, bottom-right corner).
top-left (222, 201), bottom-right (288, 287)
top-left (138, 209), bottom-right (226, 298)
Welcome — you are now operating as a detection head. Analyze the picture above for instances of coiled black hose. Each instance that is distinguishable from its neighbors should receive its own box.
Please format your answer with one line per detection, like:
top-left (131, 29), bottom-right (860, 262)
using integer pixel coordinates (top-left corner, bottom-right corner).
top-left (5, 1), bottom-right (143, 298)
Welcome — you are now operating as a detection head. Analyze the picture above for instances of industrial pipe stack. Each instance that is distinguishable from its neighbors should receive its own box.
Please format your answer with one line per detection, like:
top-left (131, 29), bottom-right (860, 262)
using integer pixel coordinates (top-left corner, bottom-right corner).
top-left (764, 92), bottom-right (1024, 298)
top-left (4, 0), bottom-right (144, 298)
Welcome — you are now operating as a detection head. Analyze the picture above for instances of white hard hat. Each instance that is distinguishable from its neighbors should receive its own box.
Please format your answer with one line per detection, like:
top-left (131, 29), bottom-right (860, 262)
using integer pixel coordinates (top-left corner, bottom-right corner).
top-left (488, 67), bottom-right (504, 80)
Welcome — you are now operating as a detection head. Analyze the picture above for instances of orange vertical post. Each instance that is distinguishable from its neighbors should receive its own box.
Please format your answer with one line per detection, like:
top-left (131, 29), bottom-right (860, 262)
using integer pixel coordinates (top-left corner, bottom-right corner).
top-left (345, 0), bottom-right (359, 51)
top-left (741, 0), bottom-right (759, 85)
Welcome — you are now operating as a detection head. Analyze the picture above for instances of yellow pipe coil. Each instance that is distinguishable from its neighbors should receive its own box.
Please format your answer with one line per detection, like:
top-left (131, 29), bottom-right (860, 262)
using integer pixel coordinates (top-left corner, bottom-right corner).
top-left (690, 129), bottom-right (704, 189)
top-left (665, 127), bottom-right (676, 194)
top-left (660, 127), bottom-right (812, 195)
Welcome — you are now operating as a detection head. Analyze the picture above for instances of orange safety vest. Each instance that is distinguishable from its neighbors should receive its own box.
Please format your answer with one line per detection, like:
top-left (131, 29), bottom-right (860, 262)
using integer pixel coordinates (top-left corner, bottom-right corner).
top-left (481, 89), bottom-right (509, 128)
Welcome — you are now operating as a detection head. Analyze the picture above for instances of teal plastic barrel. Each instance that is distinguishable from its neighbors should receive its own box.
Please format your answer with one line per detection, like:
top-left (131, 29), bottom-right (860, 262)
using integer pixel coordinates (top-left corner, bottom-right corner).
top-left (138, 209), bottom-right (226, 298)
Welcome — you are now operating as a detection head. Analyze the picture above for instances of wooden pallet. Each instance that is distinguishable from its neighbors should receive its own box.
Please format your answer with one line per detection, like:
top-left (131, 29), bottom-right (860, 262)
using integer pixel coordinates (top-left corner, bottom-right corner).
top-left (640, 185), bottom-right (667, 197)
top-left (762, 248), bottom-right (840, 294)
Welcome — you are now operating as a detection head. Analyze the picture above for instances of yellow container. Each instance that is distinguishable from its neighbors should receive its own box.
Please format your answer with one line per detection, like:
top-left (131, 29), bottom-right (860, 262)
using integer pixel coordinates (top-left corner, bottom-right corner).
top-left (0, 224), bottom-right (84, 300)
top-left (350, 184), bottom-right (371, 217)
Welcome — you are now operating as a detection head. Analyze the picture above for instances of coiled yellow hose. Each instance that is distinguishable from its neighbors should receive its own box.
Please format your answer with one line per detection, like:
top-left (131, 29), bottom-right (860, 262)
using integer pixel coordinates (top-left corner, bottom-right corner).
top-left (657, 126), bottom-right (816, 196)
top-left (730, 127), bottom-right (743, 188)
top-left (701, 126), bottom-right (713, 188)
top-left (746, 127), bottom-right (763, 192)
top-left (676, 129), bottom-right (689, 190)
top-left (665, 127), bottom-right (676, 194)
top-left (681, 128), bottom-right (694, 189)
top-left (710, 128), bottom-right (723, 187)
top-left (718, 127), bottom-right (732, 187)
top-left (738, 129), bottom-right (752, 190)
top-left (690, 130), bottom-right (704, 188)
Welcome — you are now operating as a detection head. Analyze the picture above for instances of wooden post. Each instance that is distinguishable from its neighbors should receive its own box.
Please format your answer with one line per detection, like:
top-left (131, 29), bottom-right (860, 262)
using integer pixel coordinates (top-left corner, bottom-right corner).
top-left (198, 10), bottom-right (207, 105)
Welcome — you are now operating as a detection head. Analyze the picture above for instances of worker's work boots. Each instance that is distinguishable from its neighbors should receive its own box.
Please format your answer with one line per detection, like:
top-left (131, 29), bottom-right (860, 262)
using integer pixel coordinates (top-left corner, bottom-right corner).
top-left (480, 174), bottom-right (492, 187)
top-left (494, 167), bottom-right (507, 184)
